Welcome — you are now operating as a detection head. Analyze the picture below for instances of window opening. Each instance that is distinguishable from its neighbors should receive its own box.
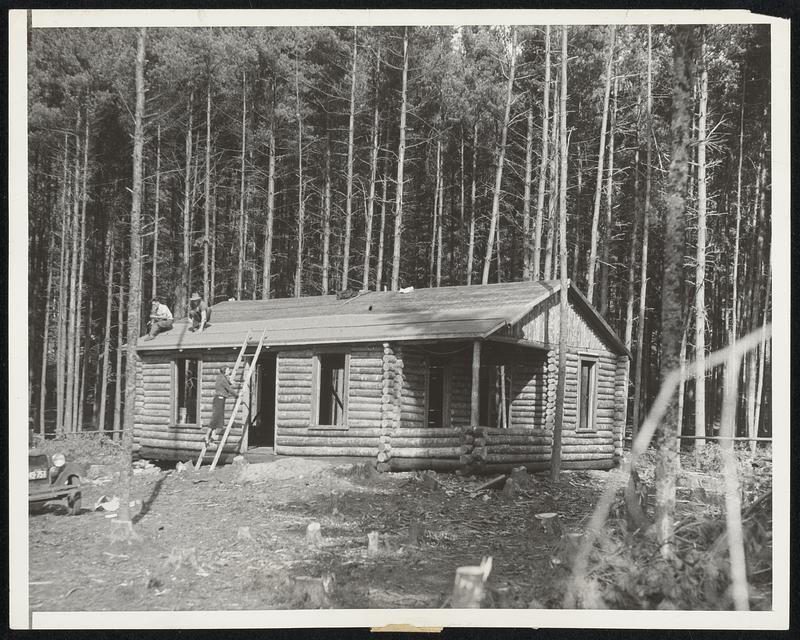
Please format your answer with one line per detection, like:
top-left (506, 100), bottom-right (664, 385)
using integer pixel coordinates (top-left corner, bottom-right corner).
top-left (578, 359), bottom-right (596, 431)
top-left (318, 354), bottom-right (346, 426)
top-left (176, 358), bottom-right (199, 424)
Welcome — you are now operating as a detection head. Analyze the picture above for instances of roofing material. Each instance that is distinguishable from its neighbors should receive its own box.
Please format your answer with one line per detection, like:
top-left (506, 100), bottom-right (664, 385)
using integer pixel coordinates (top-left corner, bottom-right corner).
top-left (136, 280), bottom-right (627, 355)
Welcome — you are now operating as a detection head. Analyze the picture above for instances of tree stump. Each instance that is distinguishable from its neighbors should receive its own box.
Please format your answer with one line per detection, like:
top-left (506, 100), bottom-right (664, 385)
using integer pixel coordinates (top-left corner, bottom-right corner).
top-left (290, 574), bottom-right (334, 608)
top-left (534, 512), bottom-right (562, 536)
top-left (502, 477), bottom-right (517, 498)
top-left (306, 522), bottom-right (323, 546)
top-left (367, 531), bottom-right (381, 556)
top-left (407, 522), bottom-right (424, 546)
top-left (510, 466), bottom-right (529, 485)
top-left (237, 526), bottom-right (253, 541)
top-left (451, 557), bottom-right (492, 608)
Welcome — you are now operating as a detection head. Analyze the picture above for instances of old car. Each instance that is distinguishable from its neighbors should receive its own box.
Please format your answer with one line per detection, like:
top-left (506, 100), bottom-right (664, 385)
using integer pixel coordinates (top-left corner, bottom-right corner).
top-left (28, 448), bottom-right (83, 515)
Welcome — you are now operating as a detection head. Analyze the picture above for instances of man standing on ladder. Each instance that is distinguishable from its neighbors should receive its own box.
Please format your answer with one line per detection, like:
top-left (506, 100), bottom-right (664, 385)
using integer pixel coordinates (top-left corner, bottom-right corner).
top-left (206, 366), bottom-right (238, 443)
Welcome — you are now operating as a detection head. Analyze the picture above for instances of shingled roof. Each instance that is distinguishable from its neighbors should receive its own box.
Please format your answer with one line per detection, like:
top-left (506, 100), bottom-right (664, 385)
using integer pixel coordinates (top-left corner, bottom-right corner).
top-left (136, 280), bottom-right (628, 355)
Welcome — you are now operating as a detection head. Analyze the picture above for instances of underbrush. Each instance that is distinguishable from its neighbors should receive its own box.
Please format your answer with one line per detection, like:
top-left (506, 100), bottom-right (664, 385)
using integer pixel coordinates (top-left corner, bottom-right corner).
top-left (35, 433), bottom-right (125, 466)
top-left (571, 444), bottom-right (772, 610)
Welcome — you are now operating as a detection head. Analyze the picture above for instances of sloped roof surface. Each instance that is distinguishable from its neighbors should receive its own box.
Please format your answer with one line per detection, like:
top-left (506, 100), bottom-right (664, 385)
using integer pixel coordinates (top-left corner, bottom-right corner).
top-left (136, 280), bottom-right (626, 355)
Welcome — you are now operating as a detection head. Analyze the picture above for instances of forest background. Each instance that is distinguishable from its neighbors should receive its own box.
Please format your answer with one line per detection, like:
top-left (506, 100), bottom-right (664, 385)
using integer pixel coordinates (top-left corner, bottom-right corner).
top-left (25, 19), bottom-right (773, 448)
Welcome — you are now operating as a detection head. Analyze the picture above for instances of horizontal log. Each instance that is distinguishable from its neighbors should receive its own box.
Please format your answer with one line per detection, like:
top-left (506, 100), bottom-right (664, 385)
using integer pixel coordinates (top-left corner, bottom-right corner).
top-left (352, 357), bottom-right (384, 368)
top-left (138, 436), bottom-right (241, 449)
top-left (277, 409), bottom-right (312, 418)
top-left (390, 427), bottom-right (464, 437)
top-left (560, 451), bottom-right (614, 460)
top-left (275, 445), bottom-right (376, 457)
top-left (391, 436), bottom-right (461, 447)
top-left (276, 420), bottom-right (311, 428)
top-left (277, 394), bottom-right (312, 404)
top-left (137, 417), bottom-right (171, 426)
top-left (483, 453), bottom-right (551, 464)
top-left (346, 420), bottom-right (383, 429)
top-left (277, 381), bottom-right (313, 390)
top-left (485, 445), bottom-right (552, 455)
top-left (388, 458), bottom-right (463, 472)
top-left (276, 435), bottom-right (380, 447)
top-left (389, 446), bottom-right (461, 458)
top-left (485, 435), bottom-right (552, 446)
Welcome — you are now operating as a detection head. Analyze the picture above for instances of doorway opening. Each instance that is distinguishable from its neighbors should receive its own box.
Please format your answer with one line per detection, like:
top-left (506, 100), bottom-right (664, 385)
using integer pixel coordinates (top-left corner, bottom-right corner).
top-left (249, 352), bottom-right (276, 448)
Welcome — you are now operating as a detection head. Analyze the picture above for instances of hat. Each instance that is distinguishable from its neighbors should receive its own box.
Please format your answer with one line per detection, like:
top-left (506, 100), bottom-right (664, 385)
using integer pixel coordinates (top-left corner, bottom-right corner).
top-left (190, 292), bottom-right (201, 301)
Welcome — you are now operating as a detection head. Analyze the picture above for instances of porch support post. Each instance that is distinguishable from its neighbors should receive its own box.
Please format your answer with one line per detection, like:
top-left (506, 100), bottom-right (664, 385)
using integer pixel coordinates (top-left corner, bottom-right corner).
top-left (471, 339), bottom-right (481, 427)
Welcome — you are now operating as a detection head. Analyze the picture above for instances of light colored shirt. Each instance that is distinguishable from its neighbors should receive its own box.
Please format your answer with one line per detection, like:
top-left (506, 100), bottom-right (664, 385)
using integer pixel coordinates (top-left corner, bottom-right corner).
top-left (152, 303), bottom-right (173, 321)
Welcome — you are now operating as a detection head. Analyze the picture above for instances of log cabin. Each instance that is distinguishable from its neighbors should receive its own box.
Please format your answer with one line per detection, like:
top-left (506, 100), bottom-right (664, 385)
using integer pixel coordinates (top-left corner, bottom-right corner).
top-left (133, 280), bottom-right (630, 472)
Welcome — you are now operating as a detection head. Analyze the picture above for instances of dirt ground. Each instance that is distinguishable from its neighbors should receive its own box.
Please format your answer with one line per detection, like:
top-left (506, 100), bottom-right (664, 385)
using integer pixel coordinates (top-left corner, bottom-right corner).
top-left (28, 447), bottom-right (772, 612)
top-left (29, 455), bottom-right (609, 611)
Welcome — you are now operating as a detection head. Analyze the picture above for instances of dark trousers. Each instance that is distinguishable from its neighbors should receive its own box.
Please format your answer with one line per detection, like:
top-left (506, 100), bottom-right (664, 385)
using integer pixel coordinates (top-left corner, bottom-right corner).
top-left (189, 308), bottom-right (212, 330)
top-left (148, 318), bottom-right (173, 337)
top-left (211, 395), bottom-right (226, 432)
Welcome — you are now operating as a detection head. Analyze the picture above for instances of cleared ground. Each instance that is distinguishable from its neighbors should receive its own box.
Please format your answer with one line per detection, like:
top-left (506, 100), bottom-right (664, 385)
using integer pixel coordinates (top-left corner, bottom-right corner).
top-left (28, 445), bottom-right (772, 611)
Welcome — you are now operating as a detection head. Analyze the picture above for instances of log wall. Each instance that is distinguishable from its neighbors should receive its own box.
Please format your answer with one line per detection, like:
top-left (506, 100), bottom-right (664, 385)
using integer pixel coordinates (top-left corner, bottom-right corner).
top-left (134, 350), bottom-right (248, 462)
top-left (273, 345), bottom-right (385, 457)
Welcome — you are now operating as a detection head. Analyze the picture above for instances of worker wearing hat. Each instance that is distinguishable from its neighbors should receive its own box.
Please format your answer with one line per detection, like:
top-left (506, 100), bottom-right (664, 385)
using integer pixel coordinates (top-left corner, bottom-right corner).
top-left (188, 291), bottom-right (211, 333)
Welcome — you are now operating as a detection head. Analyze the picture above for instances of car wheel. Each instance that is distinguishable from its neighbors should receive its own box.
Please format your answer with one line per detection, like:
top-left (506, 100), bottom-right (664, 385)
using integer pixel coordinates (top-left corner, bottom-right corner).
top-left (67, 477), bottom-right (81, 515)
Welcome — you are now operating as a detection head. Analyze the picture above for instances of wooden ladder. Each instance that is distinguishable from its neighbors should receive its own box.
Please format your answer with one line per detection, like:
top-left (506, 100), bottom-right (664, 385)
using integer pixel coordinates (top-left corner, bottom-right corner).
top-left (193, 329), bottom-right (253, 470)
top-left (203, 327), bottom-right (269, 472)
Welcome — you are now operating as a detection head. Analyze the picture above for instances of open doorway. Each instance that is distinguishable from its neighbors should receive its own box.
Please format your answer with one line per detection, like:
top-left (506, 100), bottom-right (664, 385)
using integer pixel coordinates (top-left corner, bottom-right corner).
top-left (249, 352), bottom-right (276, 448)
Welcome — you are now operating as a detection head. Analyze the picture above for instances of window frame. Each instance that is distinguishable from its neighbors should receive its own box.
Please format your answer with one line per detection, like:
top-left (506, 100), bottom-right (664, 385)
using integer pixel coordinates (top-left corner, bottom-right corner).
top-left (576, 354), bottom-right (598, 432)
top-left (171, 355), bottom-right (203, 427)
top-left (311, 350), bottom-right (351, 430)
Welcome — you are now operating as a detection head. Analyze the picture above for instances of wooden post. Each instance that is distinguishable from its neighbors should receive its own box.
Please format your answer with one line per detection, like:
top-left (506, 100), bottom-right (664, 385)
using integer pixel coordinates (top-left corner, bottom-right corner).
top-left (471, 340), bottom-right (481, 427)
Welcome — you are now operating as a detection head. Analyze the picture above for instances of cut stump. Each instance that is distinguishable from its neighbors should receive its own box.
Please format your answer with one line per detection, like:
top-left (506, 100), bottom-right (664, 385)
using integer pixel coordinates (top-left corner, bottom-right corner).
top-left (451, 556), bottom-right (493, 608)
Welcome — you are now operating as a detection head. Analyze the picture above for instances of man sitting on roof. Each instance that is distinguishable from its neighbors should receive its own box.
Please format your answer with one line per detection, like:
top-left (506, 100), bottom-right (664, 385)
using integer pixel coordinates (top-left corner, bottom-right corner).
top-left (188, 291), bottom-right (211, 332)
top-left (144, 297), bottom-right (173, 341)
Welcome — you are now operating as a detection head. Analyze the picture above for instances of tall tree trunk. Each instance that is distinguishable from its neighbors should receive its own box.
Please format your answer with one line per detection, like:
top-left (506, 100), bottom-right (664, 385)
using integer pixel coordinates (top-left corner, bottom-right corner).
top-left (203, 80), bottom-right (212, 300)
top-left (99, 235), bottom-right (115, 432)
top-left (322, 137), bottom-right (332, 293)
top-left (237, 70), bottom-right (247, 300)
top-left (532, 25), bottom-right (551, 282)
top-left (543, 75), bottom-right (559, 281)
top-left (390, 27), bottom-right (409, 291)
top-left (731, 72), bottom-right (746, 342)
top-left (694, 32), bottom-right (708, 448)
top-left (39, 235), bottom-right (54, 436)
top-left (655, 24), bottom-right (695, 559)
top-left (210, 185), bottom-right (217, 302)
top-left (600, 77), bottom-right (618, 317)
top-left (294, 49), bottom-right (305, 298)
top-left (112, 280), bottom-right (124, 435)
top-left (376, 165), bottom-right (388, 291)
top-left (429, 136), bottom-right (441, 286)
top-left (71, 115), bottom-right (89, 431)
top-left (64, 110), bottom-right (82, 432)
top-left (586, 25), bottom-right (616, 304)
top-left (77, 298), bottom-right (91, 431)
top-left (521, 100), bottom-right (535, 280)
top-left (436, 139), bottom-right (445, 287)
top-left (632, 27), bottom-right (653, 438)
top-left (152, 124), bottom-right (160, 298)
top-left (751, 267), bottom-right (770, 448)
top-left (466, 122), bottom-right (478, 285)
top-left (178, 91), bottom-right (194, 318)
top-left (342, 27), bottom-right (358, 290)
top-left (362, 74), bottom-right (380, 291)
top-left (262, 121), bottom-right (276, 299)
top-left (482, 26), bottom-right (517, 285)
top-left (550, 26), bottom-right (569, 481)
top-left (119, 27), bottom-right (147, 526)
top-left (624, 144), bottom-right (640, 351)
top-left (56, 131), bottom-right (70, 434)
